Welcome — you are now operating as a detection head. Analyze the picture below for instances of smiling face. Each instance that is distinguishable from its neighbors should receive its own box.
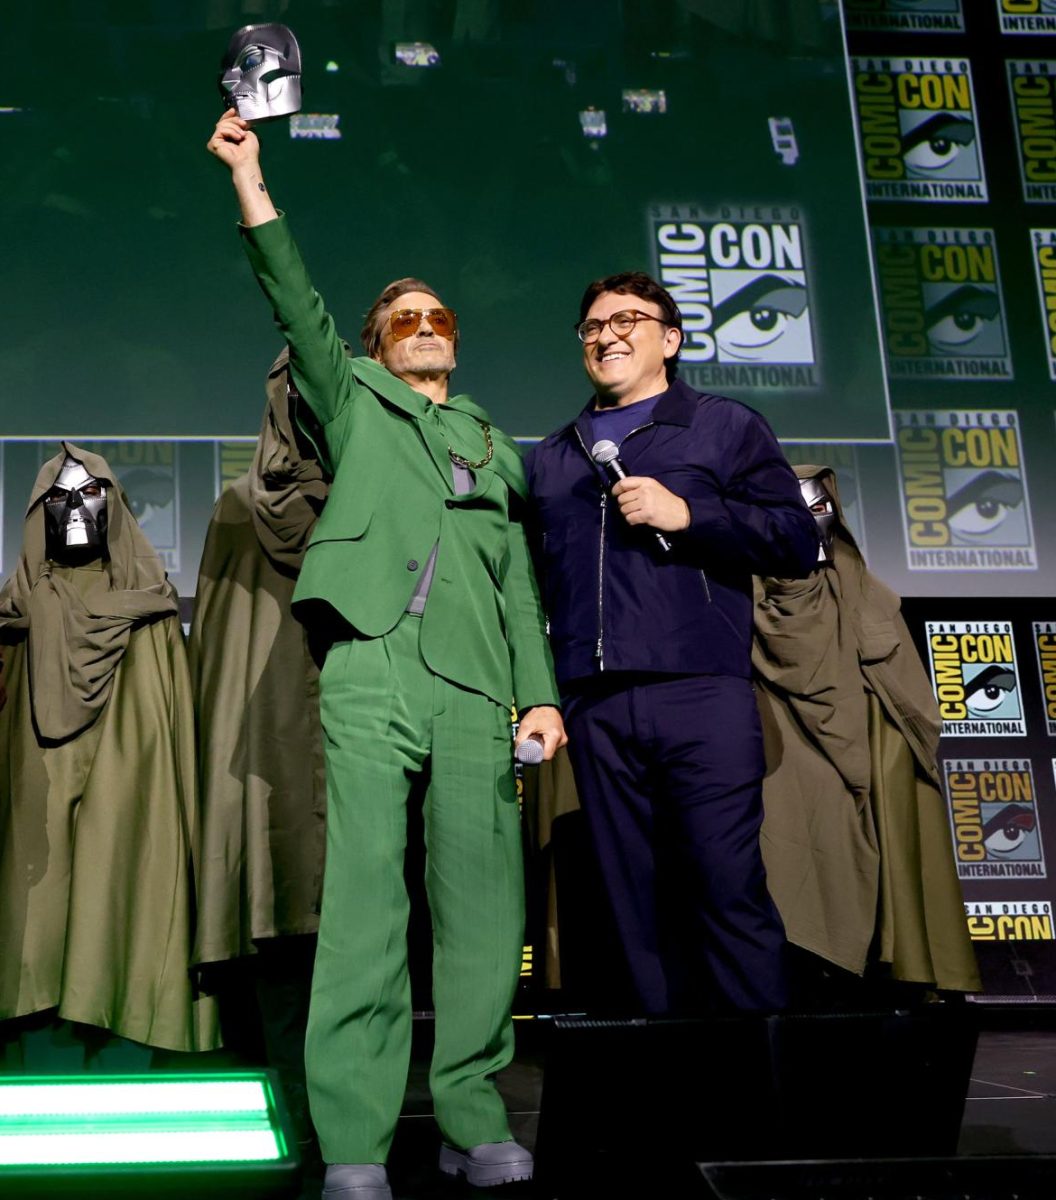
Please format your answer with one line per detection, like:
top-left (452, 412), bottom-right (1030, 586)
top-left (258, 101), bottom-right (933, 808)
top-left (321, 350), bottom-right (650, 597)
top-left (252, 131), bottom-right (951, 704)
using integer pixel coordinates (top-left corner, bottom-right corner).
top-left (582, 290), bottom-right (681, 408)
top-left (373, 289), bottom-right (457, 384)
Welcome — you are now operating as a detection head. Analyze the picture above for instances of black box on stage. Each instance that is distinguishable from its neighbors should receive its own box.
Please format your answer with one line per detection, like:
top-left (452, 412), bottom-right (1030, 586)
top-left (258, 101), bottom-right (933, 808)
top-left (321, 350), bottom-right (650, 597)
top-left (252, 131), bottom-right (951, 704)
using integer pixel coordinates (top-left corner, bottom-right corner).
top-left (534, 1009), bottom-right (977, 1196)
top-left (700, 1155), bottom-right (1056, 1200)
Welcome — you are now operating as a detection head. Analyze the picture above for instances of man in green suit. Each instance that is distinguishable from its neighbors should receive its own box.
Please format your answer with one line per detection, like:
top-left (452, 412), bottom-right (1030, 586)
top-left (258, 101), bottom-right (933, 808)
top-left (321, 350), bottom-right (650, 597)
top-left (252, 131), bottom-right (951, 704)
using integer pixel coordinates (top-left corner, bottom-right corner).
top-left (209, 110), bottom-right (565, 1200)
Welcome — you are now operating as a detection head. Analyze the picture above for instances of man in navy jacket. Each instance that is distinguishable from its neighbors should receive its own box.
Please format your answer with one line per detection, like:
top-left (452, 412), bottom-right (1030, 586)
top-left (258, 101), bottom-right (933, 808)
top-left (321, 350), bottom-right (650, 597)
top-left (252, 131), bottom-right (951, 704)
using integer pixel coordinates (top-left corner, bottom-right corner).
top-left (526, 272), bottom-right (819, 1015)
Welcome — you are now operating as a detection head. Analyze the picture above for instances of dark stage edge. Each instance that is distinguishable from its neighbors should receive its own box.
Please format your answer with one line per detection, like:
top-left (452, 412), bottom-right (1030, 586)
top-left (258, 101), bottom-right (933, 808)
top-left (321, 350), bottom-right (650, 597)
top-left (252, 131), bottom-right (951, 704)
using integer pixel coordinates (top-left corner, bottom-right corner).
top-left (292, 1016), bottom-right (1056, 1200)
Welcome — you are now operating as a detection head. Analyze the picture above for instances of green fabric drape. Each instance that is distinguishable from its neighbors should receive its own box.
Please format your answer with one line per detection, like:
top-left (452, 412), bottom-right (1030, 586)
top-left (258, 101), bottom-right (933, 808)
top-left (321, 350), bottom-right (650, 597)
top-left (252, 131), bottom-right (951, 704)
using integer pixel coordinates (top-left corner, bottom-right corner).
top-left (0, 442), bottom-right (176, 741)
top-left (754, 466), bottom-right (980, 991)
top-left (190, 351), bottom-right (329, 965)
top-left (0, 446), bottom-right (218, 1050)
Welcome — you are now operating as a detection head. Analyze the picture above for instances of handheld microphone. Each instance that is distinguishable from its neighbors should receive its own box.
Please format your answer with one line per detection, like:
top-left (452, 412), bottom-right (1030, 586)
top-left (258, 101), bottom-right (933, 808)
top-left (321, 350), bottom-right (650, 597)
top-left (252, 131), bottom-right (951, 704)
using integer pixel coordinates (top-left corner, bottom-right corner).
top-left (590, 440), bottom-right (673, 554)
top-left (514, 737), bottom-right (545, 765)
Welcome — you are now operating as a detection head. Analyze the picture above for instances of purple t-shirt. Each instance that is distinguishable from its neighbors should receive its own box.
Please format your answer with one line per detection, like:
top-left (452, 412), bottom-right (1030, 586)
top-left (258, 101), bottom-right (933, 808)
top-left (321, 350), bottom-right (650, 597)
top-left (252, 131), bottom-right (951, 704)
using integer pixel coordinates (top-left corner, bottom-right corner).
top-left (589, 392), bottom-right (664, 450)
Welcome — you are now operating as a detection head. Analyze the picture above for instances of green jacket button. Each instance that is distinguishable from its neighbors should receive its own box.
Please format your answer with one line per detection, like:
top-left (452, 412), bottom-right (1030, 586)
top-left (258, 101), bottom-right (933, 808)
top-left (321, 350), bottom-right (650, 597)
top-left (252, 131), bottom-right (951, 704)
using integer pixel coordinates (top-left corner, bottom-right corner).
top-left (407, 559), bottom-right (418, 571)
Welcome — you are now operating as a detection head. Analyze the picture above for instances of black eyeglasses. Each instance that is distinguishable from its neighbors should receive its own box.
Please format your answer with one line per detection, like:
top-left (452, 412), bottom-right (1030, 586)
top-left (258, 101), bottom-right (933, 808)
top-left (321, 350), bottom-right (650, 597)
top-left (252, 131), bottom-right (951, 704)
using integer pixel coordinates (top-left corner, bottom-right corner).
top-left (574, 309), bottom-right (667, 344)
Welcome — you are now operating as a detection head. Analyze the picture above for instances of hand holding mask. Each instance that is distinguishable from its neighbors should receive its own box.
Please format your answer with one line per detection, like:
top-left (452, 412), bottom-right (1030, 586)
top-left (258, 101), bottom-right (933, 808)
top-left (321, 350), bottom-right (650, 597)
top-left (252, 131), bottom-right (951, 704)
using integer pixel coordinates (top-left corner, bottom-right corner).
top-left (219, 23), bottom-right (302, 124)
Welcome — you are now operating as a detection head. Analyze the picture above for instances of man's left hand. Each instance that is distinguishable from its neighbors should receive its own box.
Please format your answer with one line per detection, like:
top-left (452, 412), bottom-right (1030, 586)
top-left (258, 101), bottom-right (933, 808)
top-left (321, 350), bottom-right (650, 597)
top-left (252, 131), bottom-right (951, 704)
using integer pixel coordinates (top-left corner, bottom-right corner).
top-left (612, 476), bottom-right (691, 533)
top-left (515, 705), bottom-right (568, 762)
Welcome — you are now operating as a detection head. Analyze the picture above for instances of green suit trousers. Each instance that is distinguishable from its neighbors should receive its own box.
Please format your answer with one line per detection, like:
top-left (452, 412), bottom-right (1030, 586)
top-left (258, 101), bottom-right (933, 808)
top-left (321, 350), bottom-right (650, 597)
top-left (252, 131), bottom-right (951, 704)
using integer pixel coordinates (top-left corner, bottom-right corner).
top-left (305, 613), bottom-right (524, 1164)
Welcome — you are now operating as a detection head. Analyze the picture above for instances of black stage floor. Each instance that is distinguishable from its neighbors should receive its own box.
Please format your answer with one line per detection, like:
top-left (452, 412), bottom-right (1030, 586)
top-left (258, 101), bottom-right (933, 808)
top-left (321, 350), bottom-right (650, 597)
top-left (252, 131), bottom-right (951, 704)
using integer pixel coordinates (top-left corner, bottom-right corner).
top-left (290, 1024), bottom-right (1056, 1200)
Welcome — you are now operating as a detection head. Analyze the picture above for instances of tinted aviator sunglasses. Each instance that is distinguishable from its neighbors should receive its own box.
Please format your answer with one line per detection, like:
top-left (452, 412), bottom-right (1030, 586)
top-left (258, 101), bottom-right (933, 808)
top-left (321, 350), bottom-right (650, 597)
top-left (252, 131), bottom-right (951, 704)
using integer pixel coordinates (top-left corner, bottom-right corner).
top-left (389, 307), bottom-right (458, 341)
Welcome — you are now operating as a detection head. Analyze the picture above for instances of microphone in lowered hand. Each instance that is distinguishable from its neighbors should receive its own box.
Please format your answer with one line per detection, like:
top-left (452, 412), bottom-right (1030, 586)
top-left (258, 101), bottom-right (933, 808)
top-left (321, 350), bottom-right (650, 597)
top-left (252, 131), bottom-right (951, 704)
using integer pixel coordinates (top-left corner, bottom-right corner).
top-left (514, 737), bottom-right (545, 765)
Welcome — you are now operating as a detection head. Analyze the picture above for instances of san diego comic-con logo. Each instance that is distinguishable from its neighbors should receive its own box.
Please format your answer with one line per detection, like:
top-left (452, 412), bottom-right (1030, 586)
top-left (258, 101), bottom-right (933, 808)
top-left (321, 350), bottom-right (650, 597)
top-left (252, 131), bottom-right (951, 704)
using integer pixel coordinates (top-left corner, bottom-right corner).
top-left (999, 0), bottom-right (1056, 36)
top-left (944, 759), bottom-right (1046, 879)
top-left (844, 0), bottom-right (964, 34)
top-left (1030, 230), bottom-right (1056, 379)
top-left (1034, 624), bottom-right (1056, 735)
top-left (852, 57), bottom-right (986, 202)
top-left (873, 229), bottom-right (1011, 381)
top-left (649, 205), bottom-right (818, 392)
top-left (1008, 64), bottom-right (1056, 202)
top-left (965, 900), bottom-right (1055, 941)
top-left (896, 411), bottom-right (1035, 570)
top-left (39, 439), bottom-right (181, 574)
top-left (926, 621), bottom-right (1027, 737)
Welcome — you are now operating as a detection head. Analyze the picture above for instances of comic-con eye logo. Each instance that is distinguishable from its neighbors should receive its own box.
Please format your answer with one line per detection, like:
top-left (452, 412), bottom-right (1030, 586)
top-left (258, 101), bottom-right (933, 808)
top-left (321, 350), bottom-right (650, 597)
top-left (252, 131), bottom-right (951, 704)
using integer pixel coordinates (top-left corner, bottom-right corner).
top-left (1031, 229), bottom-right (1056, 379)
top-left (896, 411), bottom-right (1035, 570)
top-left (852, 58), bottom-right (986, 201)
top-left (944, 759), bottom-right (1046, 879)
top-left (927, 621), bottom-right (1026, 736)
top-left (1000, 0), bottom-right (1056, 35)
top-left (873, 229), bottom-right (1011, 380)
top-left (651, 206), bottom-right (817, 393)
top-left (1008, 63), bottom-right (1056, 201)
top-left (844, 1), bottom-right (964, 34)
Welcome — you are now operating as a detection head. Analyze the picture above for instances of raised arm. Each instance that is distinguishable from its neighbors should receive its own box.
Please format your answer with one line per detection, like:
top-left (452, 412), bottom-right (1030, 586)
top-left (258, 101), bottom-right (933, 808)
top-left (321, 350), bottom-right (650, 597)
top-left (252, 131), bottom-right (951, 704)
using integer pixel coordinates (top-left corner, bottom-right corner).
top-left (206, 110), bottom-right (355, 428)
top-left (206, 109), bottom-right (278, 227)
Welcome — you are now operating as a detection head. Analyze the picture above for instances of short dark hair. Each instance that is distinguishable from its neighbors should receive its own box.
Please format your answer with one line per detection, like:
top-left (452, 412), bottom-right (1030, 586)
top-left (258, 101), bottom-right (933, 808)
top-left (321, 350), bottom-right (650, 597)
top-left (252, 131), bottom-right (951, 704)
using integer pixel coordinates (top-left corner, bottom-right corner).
top-left (360, 276), bottom-right (459, 357)
top-left (578, 271), bottom-right (683, 380)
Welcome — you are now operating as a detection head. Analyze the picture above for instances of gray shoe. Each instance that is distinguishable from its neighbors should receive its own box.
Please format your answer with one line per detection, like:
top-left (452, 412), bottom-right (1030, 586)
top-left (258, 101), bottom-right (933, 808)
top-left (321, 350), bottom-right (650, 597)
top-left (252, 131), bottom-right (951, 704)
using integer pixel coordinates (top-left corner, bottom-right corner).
top-left (438, 1140), bottom-right (534, 1186)
top-left (321, 1162), bottom-right (392, 1199)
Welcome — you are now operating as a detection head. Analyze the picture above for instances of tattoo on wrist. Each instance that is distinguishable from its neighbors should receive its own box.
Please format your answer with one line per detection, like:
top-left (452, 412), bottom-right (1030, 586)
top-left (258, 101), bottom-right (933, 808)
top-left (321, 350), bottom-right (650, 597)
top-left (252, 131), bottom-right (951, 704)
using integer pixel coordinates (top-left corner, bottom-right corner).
top-left (257, 182), bottom-right (266, 192)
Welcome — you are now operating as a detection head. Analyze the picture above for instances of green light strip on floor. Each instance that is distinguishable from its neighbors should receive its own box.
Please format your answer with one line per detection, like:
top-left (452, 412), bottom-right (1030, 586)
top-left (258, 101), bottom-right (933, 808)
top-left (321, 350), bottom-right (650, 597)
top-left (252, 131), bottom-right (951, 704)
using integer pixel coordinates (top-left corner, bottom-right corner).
top-left (0, 1129), bottom-right (281, 1166)
top-left (0, 1080), bottom-right (269, 1118)
top-left (0, 1076), bottom-right (286, 1167)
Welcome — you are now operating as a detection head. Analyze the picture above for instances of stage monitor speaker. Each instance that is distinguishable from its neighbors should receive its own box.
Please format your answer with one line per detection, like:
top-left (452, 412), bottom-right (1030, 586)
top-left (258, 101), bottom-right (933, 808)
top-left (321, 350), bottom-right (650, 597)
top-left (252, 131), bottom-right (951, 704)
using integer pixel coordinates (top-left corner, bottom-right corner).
top-left (767, 1008), bottom-right (977, 1159)
top-left (534, 1009), bottom-right (977, 1198)
top-left (700, 1155), bottom-right (1056, 1199)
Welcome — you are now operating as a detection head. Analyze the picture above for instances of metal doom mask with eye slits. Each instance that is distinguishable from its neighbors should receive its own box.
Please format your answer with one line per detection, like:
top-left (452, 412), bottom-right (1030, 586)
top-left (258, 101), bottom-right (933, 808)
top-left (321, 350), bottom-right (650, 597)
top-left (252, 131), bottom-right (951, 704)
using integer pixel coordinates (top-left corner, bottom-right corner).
top-left (43, 456), bottom-right (108, 563)
top-left (219, 23), bottom-right (302, 123)
top-left (799, 474), bottom-right (836, 564)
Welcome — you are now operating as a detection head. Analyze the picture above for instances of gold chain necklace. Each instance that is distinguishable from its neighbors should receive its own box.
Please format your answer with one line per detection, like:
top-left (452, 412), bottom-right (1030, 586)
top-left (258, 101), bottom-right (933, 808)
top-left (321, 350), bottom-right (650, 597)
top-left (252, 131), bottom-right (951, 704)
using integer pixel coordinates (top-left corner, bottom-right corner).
top-left (448, 421), bottom-right (494, 470)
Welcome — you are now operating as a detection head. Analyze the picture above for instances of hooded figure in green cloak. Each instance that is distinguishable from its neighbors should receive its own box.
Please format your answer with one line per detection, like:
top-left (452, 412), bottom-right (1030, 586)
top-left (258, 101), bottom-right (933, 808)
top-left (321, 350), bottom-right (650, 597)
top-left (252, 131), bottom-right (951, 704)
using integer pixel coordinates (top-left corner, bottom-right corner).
top-left (189, 350), bottom-right (331, 1158)
top-left (0, 443), bottom-right (218, 1052)
top-left (753, 464), bottom-right (980, 994)
top-left (190, 348), bottom-right (330, 968)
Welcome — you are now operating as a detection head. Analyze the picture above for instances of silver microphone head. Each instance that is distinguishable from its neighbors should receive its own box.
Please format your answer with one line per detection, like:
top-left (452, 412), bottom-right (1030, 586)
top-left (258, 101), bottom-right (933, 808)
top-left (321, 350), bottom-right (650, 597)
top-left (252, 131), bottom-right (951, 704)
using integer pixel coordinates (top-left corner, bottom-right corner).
top-left (514, 738), bottom-right (545, 765)
top-left (591, 439), bottom-right (620, 466)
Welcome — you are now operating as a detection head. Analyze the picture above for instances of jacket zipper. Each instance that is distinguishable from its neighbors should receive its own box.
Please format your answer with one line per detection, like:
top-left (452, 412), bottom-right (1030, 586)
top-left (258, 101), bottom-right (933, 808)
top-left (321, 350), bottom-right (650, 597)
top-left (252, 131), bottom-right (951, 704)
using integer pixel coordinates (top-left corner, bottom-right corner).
top-left (575, 420), bottom-right (657, 669)
top-left (596, 491), bottom-right (607, 667)
top-left (700, 571), bottom-right (711, 602)
top-left (574, 425), bottom-right (609, 668)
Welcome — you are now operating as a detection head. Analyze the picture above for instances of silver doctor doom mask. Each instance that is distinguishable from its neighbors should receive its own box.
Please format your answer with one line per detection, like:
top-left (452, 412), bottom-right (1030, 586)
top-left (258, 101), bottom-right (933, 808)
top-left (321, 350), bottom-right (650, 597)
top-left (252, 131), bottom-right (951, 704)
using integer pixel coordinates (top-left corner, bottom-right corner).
top-left (219, 23), bottom-right (302, 123)
top-left (799, 475), bottom-right (836, 563)
top-left (44, 456), bottom-right (108, 563)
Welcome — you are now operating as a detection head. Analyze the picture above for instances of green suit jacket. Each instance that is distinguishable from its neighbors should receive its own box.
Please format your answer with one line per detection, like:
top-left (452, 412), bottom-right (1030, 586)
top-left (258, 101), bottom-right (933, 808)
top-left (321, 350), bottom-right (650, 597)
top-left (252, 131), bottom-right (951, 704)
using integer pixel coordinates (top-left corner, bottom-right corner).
top-left (241, 216), bottom-right (558, 711)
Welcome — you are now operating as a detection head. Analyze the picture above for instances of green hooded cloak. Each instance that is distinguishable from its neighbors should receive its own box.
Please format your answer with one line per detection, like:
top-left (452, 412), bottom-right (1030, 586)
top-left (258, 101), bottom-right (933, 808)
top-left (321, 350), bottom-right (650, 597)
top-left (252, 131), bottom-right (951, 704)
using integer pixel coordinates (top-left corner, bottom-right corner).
top-left (190, 351), bottom-right (329, 965)
top-left (0, 443), bottom-right (219, 1051)
top-left (753, 465), bottom-right (980, 991)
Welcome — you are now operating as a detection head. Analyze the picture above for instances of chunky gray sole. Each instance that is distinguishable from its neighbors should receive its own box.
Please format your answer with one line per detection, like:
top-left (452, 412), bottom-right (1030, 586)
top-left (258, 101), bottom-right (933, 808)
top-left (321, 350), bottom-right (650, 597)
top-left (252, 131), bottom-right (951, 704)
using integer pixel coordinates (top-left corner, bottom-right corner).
top-left (438, 1143), bottom-right (534, 1186)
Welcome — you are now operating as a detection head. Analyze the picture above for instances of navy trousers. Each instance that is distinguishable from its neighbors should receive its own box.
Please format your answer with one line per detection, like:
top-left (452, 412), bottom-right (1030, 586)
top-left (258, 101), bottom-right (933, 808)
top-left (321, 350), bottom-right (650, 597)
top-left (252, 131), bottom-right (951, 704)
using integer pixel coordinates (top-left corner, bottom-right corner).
top-left (563, 673), bottom-right (788, 1015)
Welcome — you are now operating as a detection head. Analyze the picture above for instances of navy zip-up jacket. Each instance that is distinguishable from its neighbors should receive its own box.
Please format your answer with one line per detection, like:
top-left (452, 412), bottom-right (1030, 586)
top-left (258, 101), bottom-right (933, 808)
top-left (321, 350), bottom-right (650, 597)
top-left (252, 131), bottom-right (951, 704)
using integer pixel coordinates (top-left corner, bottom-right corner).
top-left (524, 379), bottom-right (819, 689)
